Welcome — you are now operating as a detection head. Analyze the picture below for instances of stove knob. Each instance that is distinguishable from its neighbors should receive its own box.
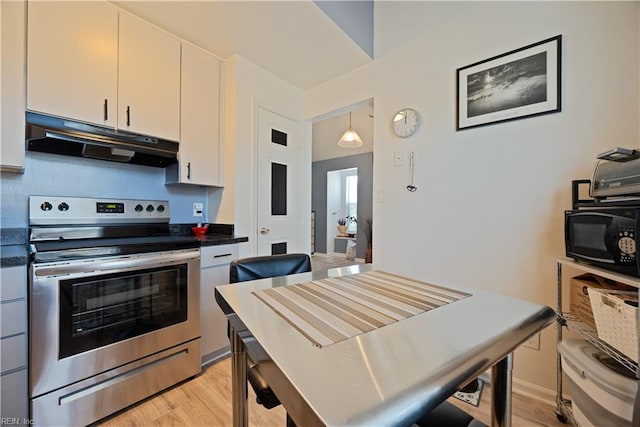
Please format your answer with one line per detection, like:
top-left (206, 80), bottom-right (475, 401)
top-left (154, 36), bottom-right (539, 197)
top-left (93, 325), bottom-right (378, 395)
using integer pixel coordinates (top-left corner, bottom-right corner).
top-left (157, 204), bottom-right (165, 213)
top-left (58, 202), bottom-right (69, 211)
top-left (146, 204), bottom-right (154, 212)
top-left (40, 201), bottom-right (52, 211)
top-left (135, 204), bottom-right (144, 212)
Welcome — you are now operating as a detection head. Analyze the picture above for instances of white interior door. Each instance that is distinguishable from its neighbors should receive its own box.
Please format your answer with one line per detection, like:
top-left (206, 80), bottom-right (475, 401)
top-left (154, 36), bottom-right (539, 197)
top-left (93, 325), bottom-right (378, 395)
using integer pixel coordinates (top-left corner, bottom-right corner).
top-left (256, 107), bottom-right (299, 256)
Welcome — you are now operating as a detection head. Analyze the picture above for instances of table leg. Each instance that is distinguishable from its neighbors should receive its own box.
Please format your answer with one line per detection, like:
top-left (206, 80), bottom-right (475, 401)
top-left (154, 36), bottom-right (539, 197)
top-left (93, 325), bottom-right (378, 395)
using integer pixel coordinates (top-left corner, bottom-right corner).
top-left (231, 325), bottom-right (248, 427)
top-left (491, 353), bottom-right (513, 427)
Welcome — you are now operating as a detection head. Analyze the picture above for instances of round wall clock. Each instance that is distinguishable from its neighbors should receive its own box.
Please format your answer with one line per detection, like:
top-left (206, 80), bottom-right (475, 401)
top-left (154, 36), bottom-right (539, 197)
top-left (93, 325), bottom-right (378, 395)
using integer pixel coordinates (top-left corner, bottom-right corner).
top-left (391, 108), bottom-right (422, 138)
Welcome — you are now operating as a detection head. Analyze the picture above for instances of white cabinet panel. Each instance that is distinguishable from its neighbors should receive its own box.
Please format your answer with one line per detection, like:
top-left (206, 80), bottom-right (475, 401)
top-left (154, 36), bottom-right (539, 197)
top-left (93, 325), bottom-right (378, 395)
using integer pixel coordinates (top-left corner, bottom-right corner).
top-left (200, 244), bottom-right (238, 363)
top-left (0, 265), bottom-right (26, 302)
top-left (1, 301), bottom-right (26, 338)
top-left (1, 0), bottom-right (26, 172)
top-left (27, 1), bottom-right (118, 127)
top-left (1, 334), bottom-right (26, 373)
top-left (0, 369), bottom-right (28, 422)
top-left (118, 12), bottom-right (180, 141)
top-left (0, 266), bottom-right (28, 422)
top-left (171, 44), bottom-right (222, 186)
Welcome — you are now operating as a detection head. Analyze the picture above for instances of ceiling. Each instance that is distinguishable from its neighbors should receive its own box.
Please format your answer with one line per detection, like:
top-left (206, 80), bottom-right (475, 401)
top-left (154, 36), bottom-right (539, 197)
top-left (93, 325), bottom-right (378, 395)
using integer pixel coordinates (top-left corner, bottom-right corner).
top-left (111, 0), bottom-right (373, 90)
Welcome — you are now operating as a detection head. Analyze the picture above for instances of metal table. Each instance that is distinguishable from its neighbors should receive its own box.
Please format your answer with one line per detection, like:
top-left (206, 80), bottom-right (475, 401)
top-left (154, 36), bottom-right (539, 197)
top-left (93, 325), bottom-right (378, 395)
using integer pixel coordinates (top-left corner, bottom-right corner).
top-left (215, 265), bottom-right (555, 427)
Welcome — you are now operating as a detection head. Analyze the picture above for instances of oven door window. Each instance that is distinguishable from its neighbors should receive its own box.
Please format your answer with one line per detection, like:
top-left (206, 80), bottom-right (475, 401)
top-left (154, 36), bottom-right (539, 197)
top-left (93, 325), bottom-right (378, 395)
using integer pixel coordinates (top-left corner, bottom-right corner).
top-left (59, 264), bottom-right (188, 359)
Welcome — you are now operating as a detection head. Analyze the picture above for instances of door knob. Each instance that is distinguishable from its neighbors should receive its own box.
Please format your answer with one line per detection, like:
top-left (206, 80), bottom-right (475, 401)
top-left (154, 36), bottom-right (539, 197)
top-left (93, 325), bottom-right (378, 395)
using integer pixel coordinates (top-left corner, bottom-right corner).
top-left (260, 227), bottom-right (270, 234)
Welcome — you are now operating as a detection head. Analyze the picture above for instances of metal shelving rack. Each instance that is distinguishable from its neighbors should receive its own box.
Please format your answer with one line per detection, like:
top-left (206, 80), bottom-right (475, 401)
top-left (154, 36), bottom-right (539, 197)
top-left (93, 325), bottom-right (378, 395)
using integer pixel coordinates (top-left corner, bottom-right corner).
top-left (555, 257), bottom-right (640, 424)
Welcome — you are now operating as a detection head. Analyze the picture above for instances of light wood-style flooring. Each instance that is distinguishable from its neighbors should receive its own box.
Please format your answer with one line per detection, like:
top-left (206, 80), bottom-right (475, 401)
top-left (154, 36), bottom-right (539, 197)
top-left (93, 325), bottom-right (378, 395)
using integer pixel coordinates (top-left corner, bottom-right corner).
top-left (99, 357), bottom-right (566, 427)
top-left (310, 253), bottom-right (363, 271)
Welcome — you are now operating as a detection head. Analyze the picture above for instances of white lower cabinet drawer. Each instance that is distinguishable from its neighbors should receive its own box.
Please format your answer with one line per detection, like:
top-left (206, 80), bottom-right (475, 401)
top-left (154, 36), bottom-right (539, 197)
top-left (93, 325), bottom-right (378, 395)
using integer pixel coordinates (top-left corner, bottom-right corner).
top-left (0, 368), bottom-right (28, 422)
top-left (1, 334), bottom-right (26, 373)
top-left (0, 265), bottom-right (26, 302)
top-left (200, 245), bottom-right (238, 269)
top-left (1, 300), bottom-right (26, 337)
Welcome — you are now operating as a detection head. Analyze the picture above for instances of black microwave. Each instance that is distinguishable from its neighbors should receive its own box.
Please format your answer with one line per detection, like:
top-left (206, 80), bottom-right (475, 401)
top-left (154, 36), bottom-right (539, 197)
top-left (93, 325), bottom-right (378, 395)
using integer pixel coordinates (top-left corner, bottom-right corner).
top-left (565, 207), bottom-right (639, 276)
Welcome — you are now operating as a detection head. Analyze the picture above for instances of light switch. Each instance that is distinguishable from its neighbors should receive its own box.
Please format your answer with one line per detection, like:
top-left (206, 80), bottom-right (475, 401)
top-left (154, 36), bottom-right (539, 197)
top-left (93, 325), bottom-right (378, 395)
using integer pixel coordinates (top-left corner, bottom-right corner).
top-left (394, 151), bottom-right (406, 167)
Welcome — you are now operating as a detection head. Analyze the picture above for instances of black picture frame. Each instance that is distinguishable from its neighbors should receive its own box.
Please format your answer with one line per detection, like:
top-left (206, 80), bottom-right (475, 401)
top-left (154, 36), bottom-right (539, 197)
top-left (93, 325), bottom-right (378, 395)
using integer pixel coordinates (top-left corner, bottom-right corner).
top-left (456, 35), bottom-right (562, 131)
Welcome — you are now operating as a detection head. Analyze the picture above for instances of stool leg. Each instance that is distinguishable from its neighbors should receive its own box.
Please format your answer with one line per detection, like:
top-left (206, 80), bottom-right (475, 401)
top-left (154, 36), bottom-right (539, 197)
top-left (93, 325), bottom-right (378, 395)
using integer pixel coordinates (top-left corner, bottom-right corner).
top-left (231, 325), bottom-right (248, 427)
top-left (491, 353), bottom-right (513, 427)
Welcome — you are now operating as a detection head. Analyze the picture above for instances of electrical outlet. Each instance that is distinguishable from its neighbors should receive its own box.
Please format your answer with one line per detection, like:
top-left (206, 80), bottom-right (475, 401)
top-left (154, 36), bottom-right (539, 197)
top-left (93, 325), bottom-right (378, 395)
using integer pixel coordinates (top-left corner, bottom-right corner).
top-left (523, 333), bottom-right (540, 351)
top-left (193, 202), bottom-right (203, 217)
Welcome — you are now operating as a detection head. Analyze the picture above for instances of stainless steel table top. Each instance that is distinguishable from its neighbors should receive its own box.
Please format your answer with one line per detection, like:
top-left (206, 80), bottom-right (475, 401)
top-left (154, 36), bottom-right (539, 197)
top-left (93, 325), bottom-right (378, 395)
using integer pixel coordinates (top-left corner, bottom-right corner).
top-left (215, 264), bottom-right (555, 427)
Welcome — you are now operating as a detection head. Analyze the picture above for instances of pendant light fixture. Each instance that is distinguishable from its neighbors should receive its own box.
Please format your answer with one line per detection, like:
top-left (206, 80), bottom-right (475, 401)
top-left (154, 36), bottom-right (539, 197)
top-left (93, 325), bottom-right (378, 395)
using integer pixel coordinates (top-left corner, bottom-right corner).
top-left (337, 112), bottom-right (363, 148)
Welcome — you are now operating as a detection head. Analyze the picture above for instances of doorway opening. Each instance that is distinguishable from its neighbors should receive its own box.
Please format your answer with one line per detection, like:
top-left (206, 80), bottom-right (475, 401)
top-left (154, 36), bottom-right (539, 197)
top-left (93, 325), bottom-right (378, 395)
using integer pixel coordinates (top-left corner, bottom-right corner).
top-left (310, 98), bottom-right (373, 267)
top-left (327, 167), bottom-right (358, 253)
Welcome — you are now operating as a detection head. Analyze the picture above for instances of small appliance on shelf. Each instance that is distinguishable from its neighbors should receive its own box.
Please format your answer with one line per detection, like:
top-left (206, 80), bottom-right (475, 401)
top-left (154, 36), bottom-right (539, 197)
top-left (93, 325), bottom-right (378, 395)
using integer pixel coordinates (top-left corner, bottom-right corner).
top-left (564, 147), bottom-right (640, 277)
top-left (590, 147), bottom-right (640, 202)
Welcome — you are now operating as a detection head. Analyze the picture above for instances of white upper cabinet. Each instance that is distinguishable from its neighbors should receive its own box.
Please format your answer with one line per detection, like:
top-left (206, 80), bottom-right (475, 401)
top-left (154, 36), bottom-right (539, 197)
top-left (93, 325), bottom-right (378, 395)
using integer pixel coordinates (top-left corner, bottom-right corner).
top-left (118, 13), bottom-right (180, 142)
top-left (27, 1), bottom-right (118, 128)
top-left (172, 44), bottom-right (222, 186)
top-left (27, 2), bottom-right (180, 141)
top-left (1, 0), bottom-right (26, 172)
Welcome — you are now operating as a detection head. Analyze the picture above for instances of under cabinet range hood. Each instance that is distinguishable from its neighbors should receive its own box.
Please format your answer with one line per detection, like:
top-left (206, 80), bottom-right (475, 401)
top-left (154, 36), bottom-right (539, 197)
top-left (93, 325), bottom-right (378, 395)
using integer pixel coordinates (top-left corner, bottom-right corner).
top-left (26, 112), bottom-right (178, 167)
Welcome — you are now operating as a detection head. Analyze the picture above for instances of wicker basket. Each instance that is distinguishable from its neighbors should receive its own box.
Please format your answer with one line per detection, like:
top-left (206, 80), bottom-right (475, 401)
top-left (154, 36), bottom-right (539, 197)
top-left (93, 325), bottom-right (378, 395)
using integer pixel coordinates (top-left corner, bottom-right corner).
top-left (588, 288), bottom-right (638, 362)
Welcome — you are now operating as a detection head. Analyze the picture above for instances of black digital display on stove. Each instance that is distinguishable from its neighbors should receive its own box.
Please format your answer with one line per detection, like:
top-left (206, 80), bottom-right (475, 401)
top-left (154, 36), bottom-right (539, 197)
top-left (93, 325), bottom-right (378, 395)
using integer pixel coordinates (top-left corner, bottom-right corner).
top-left (96, 202), bottom-right (125, 214)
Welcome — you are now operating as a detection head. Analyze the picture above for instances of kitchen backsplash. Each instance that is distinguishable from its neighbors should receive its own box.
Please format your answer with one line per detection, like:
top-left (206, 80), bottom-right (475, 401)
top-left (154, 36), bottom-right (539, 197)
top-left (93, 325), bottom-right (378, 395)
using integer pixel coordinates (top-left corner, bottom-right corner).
top-left (1, 151), bottom-right (212, 227)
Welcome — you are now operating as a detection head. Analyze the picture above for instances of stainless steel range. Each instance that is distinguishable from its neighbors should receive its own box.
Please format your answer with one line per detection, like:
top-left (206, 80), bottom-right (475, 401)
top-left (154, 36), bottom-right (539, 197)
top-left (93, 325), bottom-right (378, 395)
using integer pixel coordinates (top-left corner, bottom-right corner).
top-left (28, 196), bottom-right (201, 426)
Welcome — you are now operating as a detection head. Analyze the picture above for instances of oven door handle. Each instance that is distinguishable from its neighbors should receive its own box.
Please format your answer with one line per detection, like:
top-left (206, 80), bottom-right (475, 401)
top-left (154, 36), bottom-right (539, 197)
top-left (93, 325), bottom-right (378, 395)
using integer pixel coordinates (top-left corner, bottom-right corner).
top-left (33, 249), bottom-right (200, 277)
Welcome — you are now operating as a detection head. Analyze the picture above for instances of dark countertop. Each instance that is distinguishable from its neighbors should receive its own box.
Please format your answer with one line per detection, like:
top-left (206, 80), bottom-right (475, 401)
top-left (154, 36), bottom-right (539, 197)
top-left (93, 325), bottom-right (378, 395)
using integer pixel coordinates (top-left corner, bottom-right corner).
top-left (168, 223), bottom-right (248, 247)
top-left (1, 228), bottom-right (29, 267)
top-left (1, 225), bottom-right (248, 267)
top-left (0, 244), bottom-right (29, 268)
top-left (193, 234), bottom-right (249, 247)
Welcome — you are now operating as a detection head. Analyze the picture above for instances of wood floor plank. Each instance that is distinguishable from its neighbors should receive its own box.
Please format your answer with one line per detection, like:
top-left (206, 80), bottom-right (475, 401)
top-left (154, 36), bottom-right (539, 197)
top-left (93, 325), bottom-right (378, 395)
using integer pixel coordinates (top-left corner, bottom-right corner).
top-left (99, 356), bottom-right (564, 427)
top-left (448, 381), bottom-right (565, 427)
top-left (151, 410), bottom-right (189, 427)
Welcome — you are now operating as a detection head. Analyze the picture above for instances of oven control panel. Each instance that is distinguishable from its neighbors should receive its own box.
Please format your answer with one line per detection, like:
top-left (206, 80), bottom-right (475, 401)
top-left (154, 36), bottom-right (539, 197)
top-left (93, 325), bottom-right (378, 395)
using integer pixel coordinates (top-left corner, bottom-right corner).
top-left (29, 196), bottom-right (171, 225)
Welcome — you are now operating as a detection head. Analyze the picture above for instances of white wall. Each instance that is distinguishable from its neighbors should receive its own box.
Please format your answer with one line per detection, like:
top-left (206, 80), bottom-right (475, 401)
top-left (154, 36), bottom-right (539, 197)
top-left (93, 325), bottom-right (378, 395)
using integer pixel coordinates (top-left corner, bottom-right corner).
top-left (305, 1), bottom-right (639, 396)
top-left (214, 54), bottom-right (310, 257)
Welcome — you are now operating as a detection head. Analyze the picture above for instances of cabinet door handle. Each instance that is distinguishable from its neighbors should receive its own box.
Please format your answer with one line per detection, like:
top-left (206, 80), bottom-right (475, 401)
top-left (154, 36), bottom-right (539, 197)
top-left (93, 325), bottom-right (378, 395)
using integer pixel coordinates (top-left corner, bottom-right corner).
top-left (214, 253), bottom-right (233, 258)
top-left (103, 99), bottom-right (108, 121)
top-left (126, 106), bottom-right (131, 126)
top-left (187, 162), bottom-right (191, 179)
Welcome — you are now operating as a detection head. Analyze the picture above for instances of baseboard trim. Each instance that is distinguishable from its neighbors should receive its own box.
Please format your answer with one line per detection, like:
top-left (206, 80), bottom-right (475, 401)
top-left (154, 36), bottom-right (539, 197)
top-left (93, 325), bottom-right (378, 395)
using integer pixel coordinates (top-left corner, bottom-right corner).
top-left (479, 370), bottom-right (557, 407)
top-left (312, 252), bottom-right (348, 258)
top-left (313, 253), bottom-right (364, 263)
top-left (511, 377), bottom-right (557, 407)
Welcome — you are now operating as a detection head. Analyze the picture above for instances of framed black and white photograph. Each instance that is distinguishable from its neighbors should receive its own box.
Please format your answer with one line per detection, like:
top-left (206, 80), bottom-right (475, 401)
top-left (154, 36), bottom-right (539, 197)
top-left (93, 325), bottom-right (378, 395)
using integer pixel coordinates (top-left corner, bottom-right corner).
top-left (456, 35), bottom-right (561, 130)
